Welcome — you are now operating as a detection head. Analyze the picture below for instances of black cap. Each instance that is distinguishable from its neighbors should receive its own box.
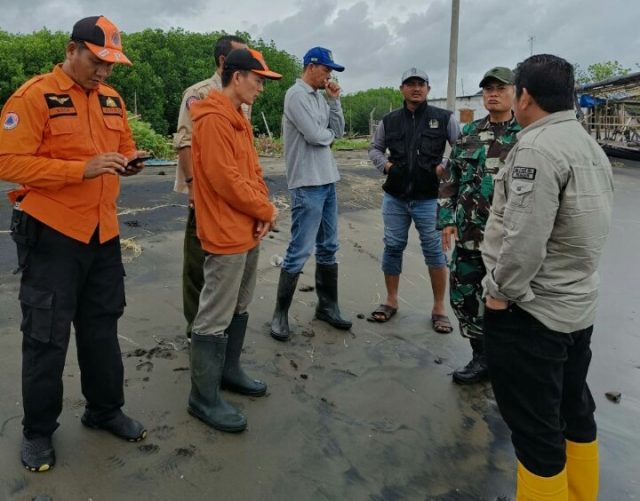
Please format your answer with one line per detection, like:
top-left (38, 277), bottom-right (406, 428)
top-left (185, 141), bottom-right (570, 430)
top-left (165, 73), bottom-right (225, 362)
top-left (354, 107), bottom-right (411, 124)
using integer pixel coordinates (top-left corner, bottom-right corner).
top-left (223, 48), bottom-right (282, 80)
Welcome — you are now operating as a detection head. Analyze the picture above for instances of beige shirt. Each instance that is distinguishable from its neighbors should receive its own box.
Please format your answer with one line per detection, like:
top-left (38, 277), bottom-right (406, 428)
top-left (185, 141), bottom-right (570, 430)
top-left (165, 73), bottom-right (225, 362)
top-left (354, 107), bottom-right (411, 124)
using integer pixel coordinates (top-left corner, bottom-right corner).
top-left (481, 110), bottom-right (614, 333)
top-left (173, 73), bottom-right (251, 193)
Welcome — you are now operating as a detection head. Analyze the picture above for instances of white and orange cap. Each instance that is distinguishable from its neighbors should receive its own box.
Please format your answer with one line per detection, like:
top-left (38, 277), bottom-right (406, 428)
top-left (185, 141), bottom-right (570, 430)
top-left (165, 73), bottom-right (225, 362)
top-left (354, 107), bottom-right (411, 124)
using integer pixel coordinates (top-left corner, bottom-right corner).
top-left (71, 15), bottom-right (132, 65)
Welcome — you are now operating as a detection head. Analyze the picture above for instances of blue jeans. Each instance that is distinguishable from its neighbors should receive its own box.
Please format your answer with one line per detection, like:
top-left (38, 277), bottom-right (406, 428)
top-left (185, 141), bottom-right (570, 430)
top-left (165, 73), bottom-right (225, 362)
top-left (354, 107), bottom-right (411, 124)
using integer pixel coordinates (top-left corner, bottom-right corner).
top-left (381, 193), bottom-right (447, 275)
top-left (282, 184), bottom-right (339, 274)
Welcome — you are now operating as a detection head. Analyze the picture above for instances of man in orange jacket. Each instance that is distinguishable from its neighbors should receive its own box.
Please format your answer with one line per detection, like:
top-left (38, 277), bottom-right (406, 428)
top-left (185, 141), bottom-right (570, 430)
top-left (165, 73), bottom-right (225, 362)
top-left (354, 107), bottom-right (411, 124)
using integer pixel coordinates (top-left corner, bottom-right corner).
top-left (187, 48), bottom-right (281, 432)
top-left (0, 16), bottom-right (147, 472)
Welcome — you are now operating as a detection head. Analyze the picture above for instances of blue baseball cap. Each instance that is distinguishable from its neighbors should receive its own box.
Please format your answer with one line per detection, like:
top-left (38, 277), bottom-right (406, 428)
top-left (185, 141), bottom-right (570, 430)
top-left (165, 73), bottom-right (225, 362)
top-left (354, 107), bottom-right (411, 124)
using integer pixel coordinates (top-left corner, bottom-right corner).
top-left (303, 47), bottom-right (345, 72)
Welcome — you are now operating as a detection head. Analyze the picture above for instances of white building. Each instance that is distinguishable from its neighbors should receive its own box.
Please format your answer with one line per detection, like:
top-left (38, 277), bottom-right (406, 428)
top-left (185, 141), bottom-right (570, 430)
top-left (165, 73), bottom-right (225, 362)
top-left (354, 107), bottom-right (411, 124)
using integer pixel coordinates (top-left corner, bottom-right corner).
top-left (430, 93), bottom-right (485, 124)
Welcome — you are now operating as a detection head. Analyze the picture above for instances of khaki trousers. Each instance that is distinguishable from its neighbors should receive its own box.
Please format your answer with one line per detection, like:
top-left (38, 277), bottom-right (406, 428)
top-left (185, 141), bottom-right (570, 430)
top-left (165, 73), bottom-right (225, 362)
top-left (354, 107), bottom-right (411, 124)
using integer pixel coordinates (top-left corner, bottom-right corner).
top-left (192, 245), bottom-right (259, 336)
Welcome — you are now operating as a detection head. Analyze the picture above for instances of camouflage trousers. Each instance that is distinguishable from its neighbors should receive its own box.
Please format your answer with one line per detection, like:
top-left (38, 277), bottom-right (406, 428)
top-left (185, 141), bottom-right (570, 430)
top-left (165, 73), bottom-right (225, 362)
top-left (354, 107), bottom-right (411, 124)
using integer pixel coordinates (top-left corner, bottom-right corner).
top-left (448, 245), bottom-right (486, 340)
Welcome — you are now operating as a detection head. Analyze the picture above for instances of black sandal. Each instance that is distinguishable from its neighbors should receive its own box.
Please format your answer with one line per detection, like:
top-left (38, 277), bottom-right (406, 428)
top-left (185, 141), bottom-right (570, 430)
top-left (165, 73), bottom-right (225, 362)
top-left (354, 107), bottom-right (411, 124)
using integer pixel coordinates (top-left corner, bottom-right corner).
top-left (367, 304), bottom-right (398, 322)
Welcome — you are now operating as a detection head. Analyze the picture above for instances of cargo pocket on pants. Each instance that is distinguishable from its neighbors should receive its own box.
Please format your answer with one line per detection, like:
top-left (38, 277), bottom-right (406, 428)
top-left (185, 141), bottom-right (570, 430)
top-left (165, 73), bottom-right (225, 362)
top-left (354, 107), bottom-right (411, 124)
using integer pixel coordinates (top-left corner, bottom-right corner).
top-left (19, 284), bottom-right (55, 343)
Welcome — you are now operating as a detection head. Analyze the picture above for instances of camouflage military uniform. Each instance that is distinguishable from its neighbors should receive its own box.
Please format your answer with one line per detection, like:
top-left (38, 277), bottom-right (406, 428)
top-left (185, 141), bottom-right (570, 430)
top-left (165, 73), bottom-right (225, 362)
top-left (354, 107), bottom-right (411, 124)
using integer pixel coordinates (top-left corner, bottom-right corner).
top-left (438, 115), bottom-right (521, 339)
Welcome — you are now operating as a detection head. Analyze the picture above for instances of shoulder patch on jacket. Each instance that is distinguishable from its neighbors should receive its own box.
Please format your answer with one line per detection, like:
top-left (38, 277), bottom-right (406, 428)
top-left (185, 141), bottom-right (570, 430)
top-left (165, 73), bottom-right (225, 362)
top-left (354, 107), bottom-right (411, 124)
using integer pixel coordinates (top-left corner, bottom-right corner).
top-left (512, 167), bottom-right (537, 180)
top-left (3, 112), bottom-right (19, 130)
top-left (186, 95), bottom-right (199, 109)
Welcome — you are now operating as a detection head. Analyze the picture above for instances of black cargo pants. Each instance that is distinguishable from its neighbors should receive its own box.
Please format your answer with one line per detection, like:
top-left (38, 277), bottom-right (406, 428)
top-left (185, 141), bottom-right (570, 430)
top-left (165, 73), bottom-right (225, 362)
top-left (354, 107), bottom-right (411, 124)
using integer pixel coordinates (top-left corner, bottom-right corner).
top-left (17, 220), bottom-right (126, 438)
top-left (484, 304), bottom-right (597, 477)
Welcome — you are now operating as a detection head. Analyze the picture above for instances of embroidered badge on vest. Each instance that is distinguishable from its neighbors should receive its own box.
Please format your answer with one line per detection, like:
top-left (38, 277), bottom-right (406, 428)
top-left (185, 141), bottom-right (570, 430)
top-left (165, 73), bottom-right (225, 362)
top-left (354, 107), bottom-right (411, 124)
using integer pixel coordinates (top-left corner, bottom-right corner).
top-left (44, 93), bottom-right (77, 118)
top-left (3, 112), bottom-right (19, 130)
top-left (186, 96), bottom-right (199, 109)
top-left (99, 95), bottom-right (123, 116)
top-left (512, 167), bottom-right (537, 180)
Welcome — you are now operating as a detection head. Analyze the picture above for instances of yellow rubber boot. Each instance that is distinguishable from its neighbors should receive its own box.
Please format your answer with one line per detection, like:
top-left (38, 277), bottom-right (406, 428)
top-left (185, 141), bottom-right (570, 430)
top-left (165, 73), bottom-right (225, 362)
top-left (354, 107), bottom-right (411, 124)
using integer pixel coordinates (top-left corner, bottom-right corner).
top-left (516, 461), bottom-right (568, 500)
top-left (566, 439), bottom-right (599, 501)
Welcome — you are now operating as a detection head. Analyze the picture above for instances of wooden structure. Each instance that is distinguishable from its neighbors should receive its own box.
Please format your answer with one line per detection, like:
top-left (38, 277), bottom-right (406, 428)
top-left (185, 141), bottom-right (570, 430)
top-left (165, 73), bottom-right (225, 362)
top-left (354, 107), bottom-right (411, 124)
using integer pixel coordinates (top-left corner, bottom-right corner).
top-left (578, 72), bottom-right (640, 160)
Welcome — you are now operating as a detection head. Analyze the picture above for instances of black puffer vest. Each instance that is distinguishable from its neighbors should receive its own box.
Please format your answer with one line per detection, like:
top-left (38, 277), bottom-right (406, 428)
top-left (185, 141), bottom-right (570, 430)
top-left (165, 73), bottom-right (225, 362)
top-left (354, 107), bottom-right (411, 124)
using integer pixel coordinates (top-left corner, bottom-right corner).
top-left (382, 101), bottom-right (451, 200)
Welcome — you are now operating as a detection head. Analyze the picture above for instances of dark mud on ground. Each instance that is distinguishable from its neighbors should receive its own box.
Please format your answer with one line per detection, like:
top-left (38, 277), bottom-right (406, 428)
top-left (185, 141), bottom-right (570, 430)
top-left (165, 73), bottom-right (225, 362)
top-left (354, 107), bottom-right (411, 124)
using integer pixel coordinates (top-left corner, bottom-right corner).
top-left (0, 152), bottom-right (638, 500)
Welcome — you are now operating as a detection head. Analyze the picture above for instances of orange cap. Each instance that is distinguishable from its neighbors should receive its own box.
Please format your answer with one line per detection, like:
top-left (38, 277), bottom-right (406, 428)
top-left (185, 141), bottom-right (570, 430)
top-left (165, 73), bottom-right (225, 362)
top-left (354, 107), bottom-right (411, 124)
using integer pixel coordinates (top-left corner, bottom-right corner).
top-left (71, 15), bottom-right (132, 65)
top-left (223, 48), bottom-right (282, 80)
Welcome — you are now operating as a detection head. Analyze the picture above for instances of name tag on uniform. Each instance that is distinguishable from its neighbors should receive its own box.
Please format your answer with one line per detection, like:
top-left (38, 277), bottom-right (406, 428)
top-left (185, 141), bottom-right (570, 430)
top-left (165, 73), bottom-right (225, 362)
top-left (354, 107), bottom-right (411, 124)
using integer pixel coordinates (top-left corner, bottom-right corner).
top-left (485, 157), bottom-right (502, 173)
top-left (479, 131), bottom-right (495, 142)
top-left (429, 119), bottom-right (439, 128)
top-left (513, 167), bottom-right (537, 180)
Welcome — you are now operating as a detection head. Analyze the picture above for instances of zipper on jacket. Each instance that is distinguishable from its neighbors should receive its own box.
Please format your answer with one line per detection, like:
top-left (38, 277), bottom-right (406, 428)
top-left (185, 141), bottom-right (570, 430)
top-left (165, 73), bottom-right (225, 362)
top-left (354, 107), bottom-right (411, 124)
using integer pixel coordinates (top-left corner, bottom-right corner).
top-left (406, 111), bottom-right (416, 198)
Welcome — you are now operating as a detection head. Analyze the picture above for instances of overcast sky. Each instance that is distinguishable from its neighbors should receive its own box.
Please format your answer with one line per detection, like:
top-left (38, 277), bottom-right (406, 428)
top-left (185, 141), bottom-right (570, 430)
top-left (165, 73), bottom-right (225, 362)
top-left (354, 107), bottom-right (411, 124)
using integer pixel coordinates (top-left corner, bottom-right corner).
top-left (0, 0), bottom-right (638, 97)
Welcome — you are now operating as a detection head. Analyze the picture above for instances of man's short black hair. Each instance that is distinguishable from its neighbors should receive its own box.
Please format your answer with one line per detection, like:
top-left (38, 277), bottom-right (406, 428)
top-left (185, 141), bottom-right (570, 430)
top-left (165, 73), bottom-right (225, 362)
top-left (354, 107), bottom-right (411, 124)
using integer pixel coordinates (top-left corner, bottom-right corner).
top-left (515, 54), bottom-right (575, 113)
top-left (221, 68), bottom-right (248, 88)
top-left (214, 35), bottom-right (246, 68)
top-left (70, 39), bottom-right (87, 50)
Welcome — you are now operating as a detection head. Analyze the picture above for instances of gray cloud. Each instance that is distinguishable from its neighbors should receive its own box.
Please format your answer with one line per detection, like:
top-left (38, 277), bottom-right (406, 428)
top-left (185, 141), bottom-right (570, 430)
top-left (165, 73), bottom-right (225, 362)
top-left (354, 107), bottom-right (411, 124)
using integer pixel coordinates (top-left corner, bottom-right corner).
top-left (0, 0), bottom-right (638, 96)
top-left (260, 0), bottom-right (640, 96)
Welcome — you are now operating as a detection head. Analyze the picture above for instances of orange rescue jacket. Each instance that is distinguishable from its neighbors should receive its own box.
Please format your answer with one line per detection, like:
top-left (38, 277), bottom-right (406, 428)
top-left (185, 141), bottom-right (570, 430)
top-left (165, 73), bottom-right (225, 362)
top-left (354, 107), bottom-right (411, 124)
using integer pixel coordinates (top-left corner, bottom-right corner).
top-left (190, 90), bottom-right (274, 255)
top-left (0, 64), bottom-right (137, 243)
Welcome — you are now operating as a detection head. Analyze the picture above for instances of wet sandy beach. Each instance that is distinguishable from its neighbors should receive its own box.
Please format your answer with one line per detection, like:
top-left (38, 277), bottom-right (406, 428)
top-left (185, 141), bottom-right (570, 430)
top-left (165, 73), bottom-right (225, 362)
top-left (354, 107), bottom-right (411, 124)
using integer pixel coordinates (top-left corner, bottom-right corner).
top-left (0, 151), bottom-right (639, 500)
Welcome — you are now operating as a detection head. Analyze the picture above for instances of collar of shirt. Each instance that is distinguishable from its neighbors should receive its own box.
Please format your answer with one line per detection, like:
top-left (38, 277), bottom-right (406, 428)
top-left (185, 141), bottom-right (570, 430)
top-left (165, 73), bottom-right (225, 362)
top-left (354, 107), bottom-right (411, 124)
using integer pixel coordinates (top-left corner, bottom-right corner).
top-left (52, 64), bottom-right (77, 91)
top-left (296, 78), bottom-right (318, 95)
top-left (517, 110), bottom-right (576, 140)
top-left (211, 72), bottom-right (222, 89)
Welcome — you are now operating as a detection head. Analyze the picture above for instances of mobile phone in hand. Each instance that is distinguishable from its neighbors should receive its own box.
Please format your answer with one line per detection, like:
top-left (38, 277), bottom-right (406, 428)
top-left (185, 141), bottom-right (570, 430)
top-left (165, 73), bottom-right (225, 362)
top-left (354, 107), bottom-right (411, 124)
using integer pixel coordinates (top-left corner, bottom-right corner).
top-left (126, 155), bottom-right (153, 168)
top-left (120, 155), bottom-right (152, 175)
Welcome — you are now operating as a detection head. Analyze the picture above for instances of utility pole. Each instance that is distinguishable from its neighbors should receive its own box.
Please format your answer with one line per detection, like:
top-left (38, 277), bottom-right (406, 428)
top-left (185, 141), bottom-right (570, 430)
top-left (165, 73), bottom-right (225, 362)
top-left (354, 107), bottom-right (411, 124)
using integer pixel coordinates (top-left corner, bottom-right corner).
top-left (528, 35), bottom-right (535, 56)
top-left (446, 0), bottom-right (460, 112)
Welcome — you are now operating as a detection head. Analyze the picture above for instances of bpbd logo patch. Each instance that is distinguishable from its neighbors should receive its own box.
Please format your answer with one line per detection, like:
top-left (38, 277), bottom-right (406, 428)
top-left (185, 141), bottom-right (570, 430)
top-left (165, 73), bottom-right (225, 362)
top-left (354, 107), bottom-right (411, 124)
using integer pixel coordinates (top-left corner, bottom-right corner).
top-left (3, 112), bottom-right (19, 130)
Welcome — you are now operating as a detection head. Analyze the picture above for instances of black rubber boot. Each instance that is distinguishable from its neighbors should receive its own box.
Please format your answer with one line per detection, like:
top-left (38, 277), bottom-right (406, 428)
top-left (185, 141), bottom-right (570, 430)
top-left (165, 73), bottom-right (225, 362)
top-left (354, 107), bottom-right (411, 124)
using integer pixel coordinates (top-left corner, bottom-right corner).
top-left (315, 263), bottom-right (352, 330)
top-left (270, 269), bottom-right (300, 341)
top-left (21, 435), bottom-right (55, 472)
top-left (222, 313), bottom-right (267, 396)
top-left (81, 409), bottom-right (147, 441)
top-left (188, 333), bottom-right (247, 432)
top-left (452, 338), bottom-right (489, 385)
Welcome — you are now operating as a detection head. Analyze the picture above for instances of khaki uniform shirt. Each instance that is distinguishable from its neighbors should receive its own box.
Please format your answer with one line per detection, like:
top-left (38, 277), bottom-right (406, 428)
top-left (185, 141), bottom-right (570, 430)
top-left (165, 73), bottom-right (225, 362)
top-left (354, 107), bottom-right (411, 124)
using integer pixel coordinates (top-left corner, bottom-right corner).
top-left (173, 73), bottom-right (250, 193)
top-left (481, 110), bottom-right (614, 333)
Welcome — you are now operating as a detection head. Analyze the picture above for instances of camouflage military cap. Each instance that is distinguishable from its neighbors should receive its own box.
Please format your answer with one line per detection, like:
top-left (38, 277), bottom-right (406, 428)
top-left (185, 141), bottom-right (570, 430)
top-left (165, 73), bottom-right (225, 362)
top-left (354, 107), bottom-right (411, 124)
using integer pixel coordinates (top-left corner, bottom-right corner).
top-left (479, 67), bottom-right (514, 87)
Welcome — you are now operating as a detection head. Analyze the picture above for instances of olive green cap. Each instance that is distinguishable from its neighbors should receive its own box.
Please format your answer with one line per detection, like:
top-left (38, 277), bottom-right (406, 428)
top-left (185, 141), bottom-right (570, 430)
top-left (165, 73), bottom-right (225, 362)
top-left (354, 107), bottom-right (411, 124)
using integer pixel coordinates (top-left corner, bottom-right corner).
top-left (479, 66), bottom-right (514, 87)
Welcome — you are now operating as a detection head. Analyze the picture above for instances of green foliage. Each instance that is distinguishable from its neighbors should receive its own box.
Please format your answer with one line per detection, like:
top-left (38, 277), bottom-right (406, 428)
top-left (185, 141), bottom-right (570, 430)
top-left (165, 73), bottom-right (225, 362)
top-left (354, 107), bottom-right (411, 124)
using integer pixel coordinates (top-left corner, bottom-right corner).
top-left (254, 135), bottom-right (283, 156)
top-left (111, 28), bottom-right (220, 135)
top-left (575, 60), bottom-right (633, 85)
top-left (0, 28), bottom-right (300, 139)
top-left (0, 29), bottom-right (66, 104)
top-left (341, 87), bottom-right (403, 135)
top-left (251, 39), bottom-right (301, 136)
top-left (127, 112), bottom-right (174, 159)
top-left (333, 138), bottom-right (370, 150)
